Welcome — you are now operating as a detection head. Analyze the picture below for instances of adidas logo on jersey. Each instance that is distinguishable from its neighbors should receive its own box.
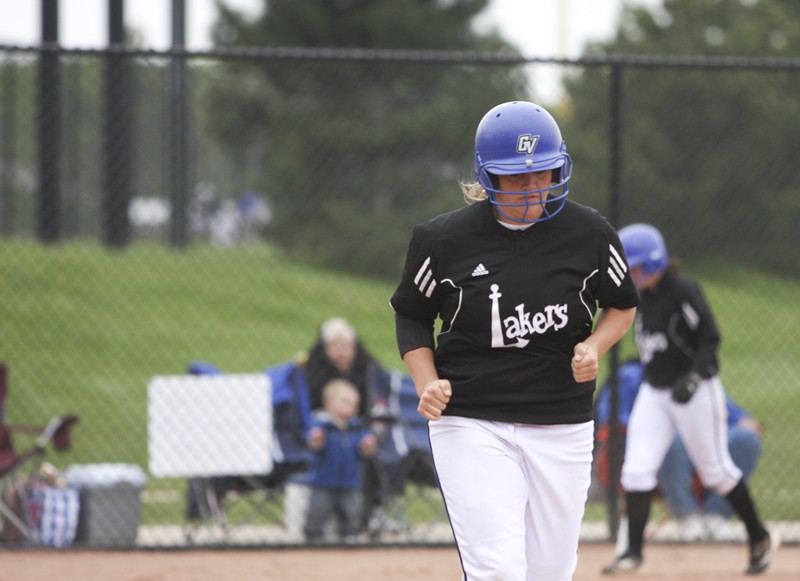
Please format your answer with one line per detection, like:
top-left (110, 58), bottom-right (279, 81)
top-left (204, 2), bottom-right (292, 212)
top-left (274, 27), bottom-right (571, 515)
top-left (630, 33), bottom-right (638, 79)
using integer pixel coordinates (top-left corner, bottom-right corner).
top-left (472, 263), bottom-right (489, 277)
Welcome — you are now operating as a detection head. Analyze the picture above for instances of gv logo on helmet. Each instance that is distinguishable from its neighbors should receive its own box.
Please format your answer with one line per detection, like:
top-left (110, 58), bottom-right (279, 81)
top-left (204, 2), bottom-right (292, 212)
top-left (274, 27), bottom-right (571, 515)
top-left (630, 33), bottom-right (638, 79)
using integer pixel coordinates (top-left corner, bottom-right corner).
top-left (516, 134), bottom-right (539, 155)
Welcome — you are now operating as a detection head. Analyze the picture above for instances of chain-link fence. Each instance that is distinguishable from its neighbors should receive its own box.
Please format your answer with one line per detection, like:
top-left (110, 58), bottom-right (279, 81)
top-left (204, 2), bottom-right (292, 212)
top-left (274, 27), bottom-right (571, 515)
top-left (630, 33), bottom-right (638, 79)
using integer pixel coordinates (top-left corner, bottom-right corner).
top-left (0, 45), bottom-right (798, 549)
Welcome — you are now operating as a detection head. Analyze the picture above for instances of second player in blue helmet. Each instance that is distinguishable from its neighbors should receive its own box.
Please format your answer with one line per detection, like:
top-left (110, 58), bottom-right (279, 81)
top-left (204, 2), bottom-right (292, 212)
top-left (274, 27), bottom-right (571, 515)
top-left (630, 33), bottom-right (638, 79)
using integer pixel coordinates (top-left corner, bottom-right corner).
top-left (603, 223), bottom-right (776, 576)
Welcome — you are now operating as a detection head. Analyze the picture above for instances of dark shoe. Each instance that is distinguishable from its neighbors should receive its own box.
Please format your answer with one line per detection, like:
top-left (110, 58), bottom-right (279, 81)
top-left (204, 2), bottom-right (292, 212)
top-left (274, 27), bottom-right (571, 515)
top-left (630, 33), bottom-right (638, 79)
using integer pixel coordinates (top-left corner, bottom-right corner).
top-left (601, 551), bottom-right (643, 575)
top-left (746, 530), bottom-right (779, 575)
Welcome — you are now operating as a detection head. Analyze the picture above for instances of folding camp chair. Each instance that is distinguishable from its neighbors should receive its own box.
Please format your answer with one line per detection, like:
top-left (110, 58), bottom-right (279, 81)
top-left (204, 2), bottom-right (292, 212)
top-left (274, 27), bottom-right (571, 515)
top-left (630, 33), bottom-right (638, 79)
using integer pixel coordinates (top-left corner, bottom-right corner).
top-left (183, 361), bottom-right (312, 538)
top-left (0, 363), bottom-right (80, 544)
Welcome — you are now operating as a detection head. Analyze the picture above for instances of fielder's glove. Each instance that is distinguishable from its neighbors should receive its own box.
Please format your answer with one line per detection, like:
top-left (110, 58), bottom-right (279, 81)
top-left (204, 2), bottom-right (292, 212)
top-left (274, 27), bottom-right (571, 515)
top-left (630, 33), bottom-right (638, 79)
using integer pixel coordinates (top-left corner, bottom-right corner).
top-left (671, 372), bottom-right (702, 404)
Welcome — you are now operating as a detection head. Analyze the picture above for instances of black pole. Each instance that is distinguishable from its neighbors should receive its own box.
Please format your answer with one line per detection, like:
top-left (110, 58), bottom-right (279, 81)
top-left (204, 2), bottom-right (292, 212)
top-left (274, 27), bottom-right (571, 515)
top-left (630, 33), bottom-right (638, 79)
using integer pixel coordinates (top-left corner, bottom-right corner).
top-left (169, 0), bottom-right (188, 248)
top-left (1, 58), bottom-right (17, 236)
top-left (38, 0), bottom-right (61, 243)
top-left (103, 0), bottom-right (132, 247)
top-left (606, 63), bottom-right (624, 543)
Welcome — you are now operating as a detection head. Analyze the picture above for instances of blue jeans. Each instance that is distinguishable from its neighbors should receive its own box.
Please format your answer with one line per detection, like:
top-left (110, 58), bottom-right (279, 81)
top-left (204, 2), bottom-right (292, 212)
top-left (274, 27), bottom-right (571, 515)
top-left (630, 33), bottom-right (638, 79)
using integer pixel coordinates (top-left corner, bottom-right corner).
top-left (657, 425), bottom-right (762, 518)
top-left (304, 487), bottom-right (364, 541)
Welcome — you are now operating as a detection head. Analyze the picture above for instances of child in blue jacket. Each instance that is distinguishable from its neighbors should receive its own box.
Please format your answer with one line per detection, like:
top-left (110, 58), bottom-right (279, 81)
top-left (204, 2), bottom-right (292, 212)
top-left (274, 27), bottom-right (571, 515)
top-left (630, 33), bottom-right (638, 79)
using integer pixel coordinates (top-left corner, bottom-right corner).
top-left (303, 379), bottom-right (377, 543)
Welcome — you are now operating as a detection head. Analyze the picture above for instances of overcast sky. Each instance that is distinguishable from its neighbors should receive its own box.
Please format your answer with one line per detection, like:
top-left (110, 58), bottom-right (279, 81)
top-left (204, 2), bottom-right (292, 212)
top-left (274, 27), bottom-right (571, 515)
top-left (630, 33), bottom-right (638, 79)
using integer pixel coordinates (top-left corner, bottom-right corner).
top-left (0, 0), bottom-right (662, 55)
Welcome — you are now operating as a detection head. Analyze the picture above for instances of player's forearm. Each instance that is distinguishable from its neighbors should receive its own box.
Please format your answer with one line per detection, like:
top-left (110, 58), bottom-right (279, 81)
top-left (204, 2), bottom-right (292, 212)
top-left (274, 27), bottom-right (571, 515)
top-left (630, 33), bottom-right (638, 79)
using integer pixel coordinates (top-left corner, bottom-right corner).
top-left (588, 306), bottom-right (637, 357)
top-left (402, 346), bottom-right (439, 397)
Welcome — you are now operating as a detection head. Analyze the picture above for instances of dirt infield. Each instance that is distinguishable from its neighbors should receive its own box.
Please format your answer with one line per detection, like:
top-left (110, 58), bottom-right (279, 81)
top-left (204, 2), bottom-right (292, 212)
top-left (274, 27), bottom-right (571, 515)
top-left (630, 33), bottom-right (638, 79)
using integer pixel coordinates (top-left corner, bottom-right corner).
top-left (2, 543), bottom-right (797, 580)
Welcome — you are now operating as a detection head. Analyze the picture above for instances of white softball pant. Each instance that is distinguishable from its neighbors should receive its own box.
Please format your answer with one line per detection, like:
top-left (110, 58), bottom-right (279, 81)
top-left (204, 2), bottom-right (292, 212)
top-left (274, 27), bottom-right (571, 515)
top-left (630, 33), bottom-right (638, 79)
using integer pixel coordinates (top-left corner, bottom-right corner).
top-left (429, 416), bottom-right (594, 581)
top-left (620, 376), bottom-right (742, 494)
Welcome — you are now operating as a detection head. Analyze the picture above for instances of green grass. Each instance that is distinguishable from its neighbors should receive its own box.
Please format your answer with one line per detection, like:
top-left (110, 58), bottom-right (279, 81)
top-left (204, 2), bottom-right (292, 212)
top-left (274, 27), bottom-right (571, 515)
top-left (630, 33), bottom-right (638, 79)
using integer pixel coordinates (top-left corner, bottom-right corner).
top-left (696, 265), bottom-right (800, 517)
top-left (1, 240), bottom-right (798, 525)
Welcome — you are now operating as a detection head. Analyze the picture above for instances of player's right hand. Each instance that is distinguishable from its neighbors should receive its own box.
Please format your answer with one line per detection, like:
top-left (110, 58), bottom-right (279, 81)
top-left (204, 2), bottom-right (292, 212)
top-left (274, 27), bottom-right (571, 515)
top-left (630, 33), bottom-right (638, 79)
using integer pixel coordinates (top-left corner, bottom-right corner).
top-left (418, 379), bottom-right (452, 421)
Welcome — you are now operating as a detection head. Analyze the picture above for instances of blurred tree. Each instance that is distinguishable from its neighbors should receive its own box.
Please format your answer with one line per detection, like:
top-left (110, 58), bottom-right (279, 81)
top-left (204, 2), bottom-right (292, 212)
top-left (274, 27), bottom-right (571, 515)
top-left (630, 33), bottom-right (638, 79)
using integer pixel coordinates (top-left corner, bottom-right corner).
top-left (560, 0), bottom-right (800, 275)
top-left (203, 0), bottom-right (530, 278)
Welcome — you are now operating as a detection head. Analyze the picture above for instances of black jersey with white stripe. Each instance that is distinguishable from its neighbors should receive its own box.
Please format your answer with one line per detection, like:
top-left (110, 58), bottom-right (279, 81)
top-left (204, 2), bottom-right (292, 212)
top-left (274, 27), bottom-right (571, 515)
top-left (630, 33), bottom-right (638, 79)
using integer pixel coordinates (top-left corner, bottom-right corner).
top-left (634, 269), bottom-right (720, 387)
top-left (390, 199), bottom-right (639, 425)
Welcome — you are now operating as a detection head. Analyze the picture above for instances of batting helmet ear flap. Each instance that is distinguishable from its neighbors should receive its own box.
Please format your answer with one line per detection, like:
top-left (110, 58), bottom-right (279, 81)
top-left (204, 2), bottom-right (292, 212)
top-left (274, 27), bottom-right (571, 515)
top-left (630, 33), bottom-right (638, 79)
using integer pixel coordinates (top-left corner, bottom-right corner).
top-left (551, 141), bottom-right (568, 183)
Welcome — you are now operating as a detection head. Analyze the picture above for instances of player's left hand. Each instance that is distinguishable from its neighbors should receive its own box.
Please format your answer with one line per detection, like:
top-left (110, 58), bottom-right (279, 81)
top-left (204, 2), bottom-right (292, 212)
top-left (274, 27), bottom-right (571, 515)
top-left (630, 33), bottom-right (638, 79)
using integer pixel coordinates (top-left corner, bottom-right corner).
top-left (571, 342), bottom-right (599, 382)
top-left (671, 372), bottom-right (702, 404)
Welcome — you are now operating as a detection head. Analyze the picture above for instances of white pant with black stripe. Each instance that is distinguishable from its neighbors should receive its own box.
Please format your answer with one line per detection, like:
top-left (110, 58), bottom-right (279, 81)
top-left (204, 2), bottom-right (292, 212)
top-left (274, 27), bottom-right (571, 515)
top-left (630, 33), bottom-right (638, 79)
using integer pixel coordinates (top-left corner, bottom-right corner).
top-left (621, 376), bottom-right (741, 494)
top-left (429, 416), bottom-right (593, 581)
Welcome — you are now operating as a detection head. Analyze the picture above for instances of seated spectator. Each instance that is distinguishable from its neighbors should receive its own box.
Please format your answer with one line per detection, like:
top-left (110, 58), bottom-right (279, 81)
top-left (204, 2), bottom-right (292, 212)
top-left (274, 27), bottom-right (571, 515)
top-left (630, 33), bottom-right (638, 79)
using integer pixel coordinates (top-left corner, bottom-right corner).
top-left (303, 317), bottom-right (379, 418)
top-left (303, 379), bottom-right (377, 544)
top-left (593, 359), bottom-right (763, 541)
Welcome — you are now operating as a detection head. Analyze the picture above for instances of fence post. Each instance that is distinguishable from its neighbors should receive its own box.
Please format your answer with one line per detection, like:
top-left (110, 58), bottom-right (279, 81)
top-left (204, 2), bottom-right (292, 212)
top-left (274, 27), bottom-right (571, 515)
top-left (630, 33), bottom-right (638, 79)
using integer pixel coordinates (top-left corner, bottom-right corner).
top-left (38, 0), bottom-right (61, 243)
top-left (103, 0), bottom-right (133, 248)
top-left (169, 0), bottom-right (189, 248)
top-left (1, 59), bottom-right (16, 236)
top-left (606, 62), bottom-right (624, 544)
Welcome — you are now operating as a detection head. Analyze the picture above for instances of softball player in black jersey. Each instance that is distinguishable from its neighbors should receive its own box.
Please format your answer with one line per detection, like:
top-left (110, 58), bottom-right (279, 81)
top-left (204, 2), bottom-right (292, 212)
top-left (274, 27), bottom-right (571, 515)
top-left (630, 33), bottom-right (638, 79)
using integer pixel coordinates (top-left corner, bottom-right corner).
top-left (390, 101), bottom-right (638, 581)
top-left (602, 223), bottom-right (775, 576)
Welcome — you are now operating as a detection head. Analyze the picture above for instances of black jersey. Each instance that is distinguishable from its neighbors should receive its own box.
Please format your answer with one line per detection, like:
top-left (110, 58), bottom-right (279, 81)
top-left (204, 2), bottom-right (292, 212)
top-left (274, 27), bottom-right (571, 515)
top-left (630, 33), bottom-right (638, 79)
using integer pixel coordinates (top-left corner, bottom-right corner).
top-left (634, 269), bottom-right (721, 387)
top-left (390, 199), bottom-right (639, 425)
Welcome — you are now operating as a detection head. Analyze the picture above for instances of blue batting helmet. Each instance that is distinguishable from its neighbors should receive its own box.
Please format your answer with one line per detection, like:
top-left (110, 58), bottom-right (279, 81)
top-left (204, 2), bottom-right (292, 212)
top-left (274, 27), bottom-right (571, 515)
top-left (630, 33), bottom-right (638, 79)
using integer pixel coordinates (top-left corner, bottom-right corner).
top-left (474, 101), bottom-right (572, 223)
top-left (618, 223), bottom-right (669, 275)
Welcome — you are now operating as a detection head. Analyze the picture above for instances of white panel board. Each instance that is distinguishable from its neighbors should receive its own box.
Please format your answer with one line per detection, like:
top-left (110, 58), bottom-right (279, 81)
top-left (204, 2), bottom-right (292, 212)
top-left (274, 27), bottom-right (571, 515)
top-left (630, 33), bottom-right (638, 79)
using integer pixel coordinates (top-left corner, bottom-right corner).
top-left (148, 374), bottom-right (272, 477)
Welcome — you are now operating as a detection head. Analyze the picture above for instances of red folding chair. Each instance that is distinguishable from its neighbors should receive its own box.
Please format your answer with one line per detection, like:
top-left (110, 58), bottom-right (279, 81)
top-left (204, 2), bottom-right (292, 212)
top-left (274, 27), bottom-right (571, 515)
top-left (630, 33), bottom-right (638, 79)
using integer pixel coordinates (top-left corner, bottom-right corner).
top-left (0, 363), bottom-right (79, 544)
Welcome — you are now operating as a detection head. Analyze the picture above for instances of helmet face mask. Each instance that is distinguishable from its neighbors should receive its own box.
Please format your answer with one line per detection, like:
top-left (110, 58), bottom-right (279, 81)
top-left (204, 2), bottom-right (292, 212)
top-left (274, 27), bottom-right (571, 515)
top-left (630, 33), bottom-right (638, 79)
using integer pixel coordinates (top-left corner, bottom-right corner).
top-left (475, 101), bottom-right (572, 224)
